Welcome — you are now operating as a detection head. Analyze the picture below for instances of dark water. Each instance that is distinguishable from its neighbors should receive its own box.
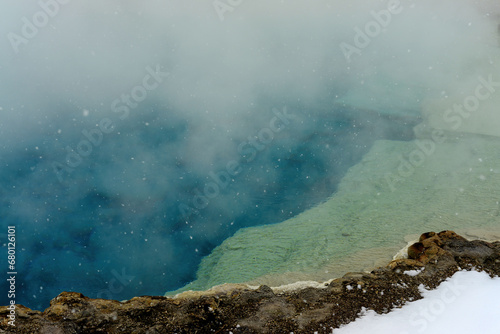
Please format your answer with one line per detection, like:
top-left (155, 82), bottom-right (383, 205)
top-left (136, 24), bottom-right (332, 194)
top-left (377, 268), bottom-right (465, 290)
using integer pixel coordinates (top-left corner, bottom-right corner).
top-left (0, 99), bottom-right (418, 310)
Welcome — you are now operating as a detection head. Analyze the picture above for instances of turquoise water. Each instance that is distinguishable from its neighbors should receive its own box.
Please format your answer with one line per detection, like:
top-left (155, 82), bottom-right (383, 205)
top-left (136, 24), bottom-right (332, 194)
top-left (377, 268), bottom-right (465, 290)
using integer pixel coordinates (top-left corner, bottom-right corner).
top-left (173, 135), bottom-right (500, 294)
top-left (1, 1), bottom-right (500, 310)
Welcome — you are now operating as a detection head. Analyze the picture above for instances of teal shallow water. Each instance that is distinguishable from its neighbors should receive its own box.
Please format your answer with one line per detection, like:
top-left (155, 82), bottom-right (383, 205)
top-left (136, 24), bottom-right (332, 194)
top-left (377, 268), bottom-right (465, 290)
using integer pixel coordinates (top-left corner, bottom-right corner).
top-left (169, 133), bottom-right (500, 294)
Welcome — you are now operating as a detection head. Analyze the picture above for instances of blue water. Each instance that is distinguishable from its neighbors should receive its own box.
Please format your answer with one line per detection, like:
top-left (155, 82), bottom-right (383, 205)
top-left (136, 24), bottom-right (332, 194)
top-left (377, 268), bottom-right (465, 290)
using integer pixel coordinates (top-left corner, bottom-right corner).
top-left (4, 0), bottom-right (489, 312)
top-left (0, 99), bottom-right (417, 310)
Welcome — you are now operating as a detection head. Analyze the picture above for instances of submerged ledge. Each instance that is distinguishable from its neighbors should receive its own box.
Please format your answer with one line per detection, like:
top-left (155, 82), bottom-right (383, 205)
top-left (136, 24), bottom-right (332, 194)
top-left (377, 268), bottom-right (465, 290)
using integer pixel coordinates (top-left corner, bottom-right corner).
top-left (170, 134), bottom-right (500, 295)
top-left (2, 230), bottom-right (499, 333)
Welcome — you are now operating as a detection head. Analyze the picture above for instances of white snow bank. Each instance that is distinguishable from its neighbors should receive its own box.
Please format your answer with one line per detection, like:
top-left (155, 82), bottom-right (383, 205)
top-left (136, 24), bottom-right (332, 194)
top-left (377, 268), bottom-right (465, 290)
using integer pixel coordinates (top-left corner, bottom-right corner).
top-left (333, 270), bottom-right (500, 333)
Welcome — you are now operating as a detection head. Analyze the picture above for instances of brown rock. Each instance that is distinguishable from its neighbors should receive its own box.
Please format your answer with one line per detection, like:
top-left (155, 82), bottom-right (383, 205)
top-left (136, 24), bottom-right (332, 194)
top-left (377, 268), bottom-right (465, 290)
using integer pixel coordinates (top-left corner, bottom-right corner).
top-left (408, 242), bottom-right (425, 259)
top-left (419, 231), bottom-right (436, 241)
top-left (1, 230), bottom-right (499, 334)
top-left (387, 258), bottom-right (424, 271)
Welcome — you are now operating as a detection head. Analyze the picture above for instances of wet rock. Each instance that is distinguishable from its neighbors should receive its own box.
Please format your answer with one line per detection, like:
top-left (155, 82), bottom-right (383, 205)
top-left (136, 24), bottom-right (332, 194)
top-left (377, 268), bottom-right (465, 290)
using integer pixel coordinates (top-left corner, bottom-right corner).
top-left (1, 231), bottom-right (499, 334)
top-left (407, 242), bottom-right (425, 260)
top-left (444, 239), bottom-right (495, 259)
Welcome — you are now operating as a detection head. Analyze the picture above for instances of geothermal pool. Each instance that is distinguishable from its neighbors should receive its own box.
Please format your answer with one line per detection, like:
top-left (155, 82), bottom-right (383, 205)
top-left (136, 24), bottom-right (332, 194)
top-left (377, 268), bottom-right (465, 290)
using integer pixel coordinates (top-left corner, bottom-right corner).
top-left (1, 0), bottom-right (500, 311)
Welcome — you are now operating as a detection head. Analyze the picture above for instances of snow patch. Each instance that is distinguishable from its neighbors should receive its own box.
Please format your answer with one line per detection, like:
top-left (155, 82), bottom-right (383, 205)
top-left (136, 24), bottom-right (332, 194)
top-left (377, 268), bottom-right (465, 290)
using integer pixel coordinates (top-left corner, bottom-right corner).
top-left (404, 268), bottom-right (424, 276)
top-left (333, 270), bottom-right (500, 333)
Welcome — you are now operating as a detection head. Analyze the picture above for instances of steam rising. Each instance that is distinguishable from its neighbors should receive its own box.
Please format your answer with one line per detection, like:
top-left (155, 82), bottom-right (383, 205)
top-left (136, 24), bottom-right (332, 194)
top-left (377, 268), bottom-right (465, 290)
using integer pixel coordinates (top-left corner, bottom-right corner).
top-left (0, 0), bottom-right (499, 309)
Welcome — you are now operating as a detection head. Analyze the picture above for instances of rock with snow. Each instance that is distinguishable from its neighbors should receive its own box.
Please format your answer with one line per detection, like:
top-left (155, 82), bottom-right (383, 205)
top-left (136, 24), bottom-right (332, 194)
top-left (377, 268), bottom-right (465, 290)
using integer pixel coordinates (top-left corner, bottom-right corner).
top-left (1, 231), bottom-right (499, 333)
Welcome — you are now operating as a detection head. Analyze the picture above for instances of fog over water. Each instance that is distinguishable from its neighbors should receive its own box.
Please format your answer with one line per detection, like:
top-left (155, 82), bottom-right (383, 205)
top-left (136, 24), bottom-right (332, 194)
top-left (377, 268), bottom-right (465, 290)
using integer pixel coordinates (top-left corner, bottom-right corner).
top-left (0, 0), bottom-right (499, 310)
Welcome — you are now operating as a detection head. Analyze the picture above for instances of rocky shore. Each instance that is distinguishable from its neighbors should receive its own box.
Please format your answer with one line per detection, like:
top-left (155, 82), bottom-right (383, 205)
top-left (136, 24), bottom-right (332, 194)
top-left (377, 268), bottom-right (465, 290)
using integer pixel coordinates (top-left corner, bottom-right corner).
top-left (1, 230), bottom-right (499, 334)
